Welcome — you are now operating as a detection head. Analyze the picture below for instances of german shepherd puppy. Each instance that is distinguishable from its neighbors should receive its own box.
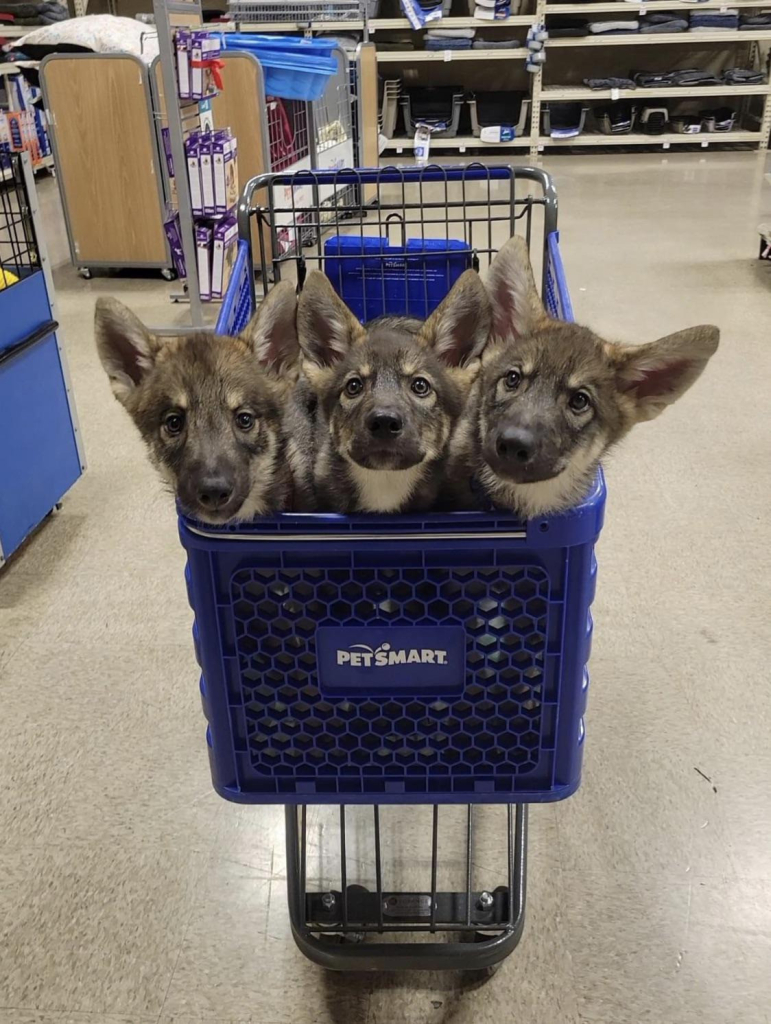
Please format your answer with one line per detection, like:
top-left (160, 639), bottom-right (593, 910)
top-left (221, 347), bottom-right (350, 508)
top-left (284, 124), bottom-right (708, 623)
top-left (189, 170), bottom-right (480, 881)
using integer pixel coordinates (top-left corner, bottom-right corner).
top-left (296, 269), bottom-right (491, 513)
top-left (449, 237), bottom-right (719, 517)
top-left (95, 282), bottom-right (305, 523)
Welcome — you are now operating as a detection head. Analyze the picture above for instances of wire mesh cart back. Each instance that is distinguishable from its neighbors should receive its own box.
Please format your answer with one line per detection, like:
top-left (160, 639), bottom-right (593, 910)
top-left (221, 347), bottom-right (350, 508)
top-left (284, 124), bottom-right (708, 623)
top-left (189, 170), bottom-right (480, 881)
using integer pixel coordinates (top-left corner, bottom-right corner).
top-left (183, 164), bottom-right (604, 970)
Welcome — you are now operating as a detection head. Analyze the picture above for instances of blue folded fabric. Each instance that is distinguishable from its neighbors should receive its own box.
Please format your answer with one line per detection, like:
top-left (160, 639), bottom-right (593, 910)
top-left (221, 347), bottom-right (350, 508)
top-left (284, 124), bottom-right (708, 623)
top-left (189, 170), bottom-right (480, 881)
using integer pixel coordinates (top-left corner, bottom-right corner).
top-left (689, 13), bottom-right (739, 28)
top-left (424, 36), bottom-right (473, 48)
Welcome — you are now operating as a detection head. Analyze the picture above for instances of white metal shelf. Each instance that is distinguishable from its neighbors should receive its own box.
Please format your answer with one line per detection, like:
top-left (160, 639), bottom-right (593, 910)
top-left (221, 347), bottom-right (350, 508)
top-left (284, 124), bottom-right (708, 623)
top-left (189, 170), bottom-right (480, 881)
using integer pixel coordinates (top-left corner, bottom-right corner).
top-left (537, 129), bottom-right (763, 145)
top-left (543, 82), bottom-right (769, 99)
top-left (382, 134), bottom-right (531, 150)
top-left (547, 28), bottom-right (771, 45)
top-left (546, 0), bottom-right (771, 11)
top-left (0, 24), bottom-right (28, 37)
top-left (377, 47), bottom-right (529, 60)
top-left (370, 15), bottom-right (533, 29)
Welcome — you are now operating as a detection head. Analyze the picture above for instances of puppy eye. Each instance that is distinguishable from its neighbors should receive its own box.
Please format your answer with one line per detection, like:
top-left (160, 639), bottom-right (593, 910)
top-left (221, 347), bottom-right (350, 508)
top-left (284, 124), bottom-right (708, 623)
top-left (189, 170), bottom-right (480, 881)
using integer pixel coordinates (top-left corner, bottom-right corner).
top-left (235, 411), bottom-right (255, 431)
top-left (163, 411), bottom-right (185, 436)
top-left (505, 370), bottom-right (521, 391)
top-left (569, 390), bottom-right (591, 413)
top-left (411, 377), bottom-right (431, 397)
top-left (344, 377), bottom-right (363, 397)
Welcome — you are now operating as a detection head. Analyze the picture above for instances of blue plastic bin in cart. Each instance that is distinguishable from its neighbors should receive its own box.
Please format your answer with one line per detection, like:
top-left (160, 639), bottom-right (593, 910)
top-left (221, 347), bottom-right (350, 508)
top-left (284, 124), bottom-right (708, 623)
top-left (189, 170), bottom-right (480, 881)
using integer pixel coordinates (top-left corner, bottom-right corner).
top-left (192, 165), bottom-right (603, 971)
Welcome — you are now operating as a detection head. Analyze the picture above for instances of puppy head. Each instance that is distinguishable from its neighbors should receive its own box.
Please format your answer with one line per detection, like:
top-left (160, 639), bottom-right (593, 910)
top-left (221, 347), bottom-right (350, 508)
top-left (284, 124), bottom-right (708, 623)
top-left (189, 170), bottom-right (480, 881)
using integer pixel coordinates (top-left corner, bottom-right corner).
top-left (297, 270), bottom-right (490, 471)
top-left (476, 237), bottom-right (719, 514)
top-left (94, 283), bottom-right (299, 522)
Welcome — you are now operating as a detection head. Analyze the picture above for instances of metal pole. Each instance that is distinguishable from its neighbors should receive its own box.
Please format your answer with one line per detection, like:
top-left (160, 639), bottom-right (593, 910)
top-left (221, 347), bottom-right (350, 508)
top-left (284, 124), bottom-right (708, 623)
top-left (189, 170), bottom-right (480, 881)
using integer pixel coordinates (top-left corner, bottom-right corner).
top-left (153, 0), bottom-right (204, 326)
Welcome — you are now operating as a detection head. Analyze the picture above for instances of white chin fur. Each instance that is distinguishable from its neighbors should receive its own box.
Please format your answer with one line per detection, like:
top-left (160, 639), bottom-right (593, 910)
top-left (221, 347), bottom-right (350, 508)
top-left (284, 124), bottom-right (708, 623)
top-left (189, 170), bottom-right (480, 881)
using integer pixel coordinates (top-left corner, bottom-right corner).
top-left (482, 437), bottom-right (604, 517)
top-left (347, 462), bottom-right (425, 513)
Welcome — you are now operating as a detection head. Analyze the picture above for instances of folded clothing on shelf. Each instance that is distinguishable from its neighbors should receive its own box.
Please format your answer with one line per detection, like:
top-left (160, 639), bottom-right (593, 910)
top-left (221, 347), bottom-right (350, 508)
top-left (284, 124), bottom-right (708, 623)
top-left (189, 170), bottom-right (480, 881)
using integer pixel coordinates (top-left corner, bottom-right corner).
top-left (547, 16), bottom-right (589, 36)
top-left (632, 69), bottom-right (676, 86)
top-left (588, 19), bottom-right (639, 33)
top-left (474, 4), bottom-right (511, 19)
top-left (424, 35), bottom-right (473, 47)
top-left (633, 67), bottom-right (723, 87)
top-left (472, 35), bottom-right (520, 46)
top-left (583, 75), bottom-right (636, 89)
top-left (722, 66), bottom-right (765, 83)
top-left (740, 12), bottom-right (771, 28)
top-left (689, 10), bottom-right (739, 29)
top-left (426, 26), bottom-right (476, 36)
top-left (639, 14), bottom-right (688, 33)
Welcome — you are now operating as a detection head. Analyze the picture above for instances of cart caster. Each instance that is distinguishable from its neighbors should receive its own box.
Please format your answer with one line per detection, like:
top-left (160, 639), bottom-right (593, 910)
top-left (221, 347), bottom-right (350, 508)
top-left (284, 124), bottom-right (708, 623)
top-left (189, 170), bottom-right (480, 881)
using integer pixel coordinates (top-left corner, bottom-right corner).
top-left (78, 267), bottom-right (92, 280)
top-left (161, 267), bottom-right (177, 281)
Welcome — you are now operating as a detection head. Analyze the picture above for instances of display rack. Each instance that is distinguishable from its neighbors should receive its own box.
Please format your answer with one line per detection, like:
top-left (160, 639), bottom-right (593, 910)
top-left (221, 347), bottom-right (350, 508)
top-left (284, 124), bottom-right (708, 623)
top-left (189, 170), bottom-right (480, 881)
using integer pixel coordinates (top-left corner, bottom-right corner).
top-left (232, 0), bottom-right (771, 156)
top-left (152, 0), bottom-right (209, 325)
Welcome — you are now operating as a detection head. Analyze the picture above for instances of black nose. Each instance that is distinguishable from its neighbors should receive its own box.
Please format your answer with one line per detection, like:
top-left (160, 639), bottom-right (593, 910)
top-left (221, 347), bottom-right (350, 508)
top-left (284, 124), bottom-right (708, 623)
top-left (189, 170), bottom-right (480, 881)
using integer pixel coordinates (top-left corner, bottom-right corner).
top-left (197, 475), bottom-right (234, 511)
top-left (367, 410), bottom-right (403, 439)
top-left (496, 425), bottom-right (535, 465)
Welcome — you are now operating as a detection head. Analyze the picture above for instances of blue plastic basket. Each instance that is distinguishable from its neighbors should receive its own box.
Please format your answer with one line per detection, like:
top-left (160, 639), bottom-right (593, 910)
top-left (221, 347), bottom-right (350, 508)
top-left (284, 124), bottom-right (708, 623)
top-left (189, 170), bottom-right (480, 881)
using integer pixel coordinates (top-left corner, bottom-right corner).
top-left (189, 185), bottom-right (604, 805)
top-left (219, 35), bottom-right (337, 100)
top-left (324, 236), bottom-right (472, 321)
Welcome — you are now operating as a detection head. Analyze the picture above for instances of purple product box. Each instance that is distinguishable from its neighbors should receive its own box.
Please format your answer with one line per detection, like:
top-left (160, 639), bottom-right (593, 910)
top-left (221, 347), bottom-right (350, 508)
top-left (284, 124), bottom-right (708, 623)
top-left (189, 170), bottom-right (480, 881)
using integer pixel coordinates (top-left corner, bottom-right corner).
top-left (196, 223), bottom-right (213, 302)
top-left (199, 132), bottom-right (215, 217)
top-left (163, 207), bottom-right (187, 280)
top-left (185, 133), bottom-right (203, 216)
top-left (211, 214), bottom-right (238, 300)
top-left (176, 29), bottom-right (191, 101)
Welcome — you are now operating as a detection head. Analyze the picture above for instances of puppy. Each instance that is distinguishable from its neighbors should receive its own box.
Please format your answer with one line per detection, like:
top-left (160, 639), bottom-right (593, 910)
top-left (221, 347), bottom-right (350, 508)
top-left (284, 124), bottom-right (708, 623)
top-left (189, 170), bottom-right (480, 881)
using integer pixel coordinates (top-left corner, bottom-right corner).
top-left (95, 282), bottom-right (305, 523)
top-left (296, 269), bottom-right (491, 513)
top-left (449, 237), bottom-right (719, 517)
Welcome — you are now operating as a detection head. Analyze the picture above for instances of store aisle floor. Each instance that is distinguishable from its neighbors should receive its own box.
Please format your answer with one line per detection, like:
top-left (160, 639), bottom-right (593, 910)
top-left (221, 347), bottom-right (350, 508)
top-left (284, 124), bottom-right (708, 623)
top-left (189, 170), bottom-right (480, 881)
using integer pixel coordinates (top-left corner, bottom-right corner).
top-left (1, 151), bottom-right (770, 1024)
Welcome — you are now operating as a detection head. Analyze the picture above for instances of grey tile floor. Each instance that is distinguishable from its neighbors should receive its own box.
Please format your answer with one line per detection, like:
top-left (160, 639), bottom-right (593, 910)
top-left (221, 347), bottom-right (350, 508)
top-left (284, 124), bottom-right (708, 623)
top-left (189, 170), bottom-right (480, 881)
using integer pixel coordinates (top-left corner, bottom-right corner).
top-left (1, 151), bottom-right (770, 1024)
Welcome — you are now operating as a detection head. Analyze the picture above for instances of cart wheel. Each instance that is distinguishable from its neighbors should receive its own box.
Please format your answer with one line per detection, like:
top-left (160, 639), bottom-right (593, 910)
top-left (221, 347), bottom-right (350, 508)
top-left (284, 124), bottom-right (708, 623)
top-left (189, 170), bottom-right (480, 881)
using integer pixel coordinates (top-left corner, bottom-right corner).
top-left (78, 268), bottom-right (92, 280)
top-left (161, 267), bottom-right (177, 281)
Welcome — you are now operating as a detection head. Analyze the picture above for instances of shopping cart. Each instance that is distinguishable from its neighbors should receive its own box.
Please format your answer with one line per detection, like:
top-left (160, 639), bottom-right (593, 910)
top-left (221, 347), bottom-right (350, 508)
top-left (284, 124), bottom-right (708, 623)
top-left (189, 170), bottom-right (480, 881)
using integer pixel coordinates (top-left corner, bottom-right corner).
top-left (184, 164), bottom-right (602, 972)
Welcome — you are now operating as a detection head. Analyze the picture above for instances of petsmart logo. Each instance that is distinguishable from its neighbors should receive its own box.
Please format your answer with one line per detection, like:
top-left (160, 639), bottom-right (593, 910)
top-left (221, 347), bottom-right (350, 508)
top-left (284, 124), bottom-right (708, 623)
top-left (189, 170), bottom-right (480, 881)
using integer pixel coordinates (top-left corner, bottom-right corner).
top-left (337, 642), bottom-right (449, 668)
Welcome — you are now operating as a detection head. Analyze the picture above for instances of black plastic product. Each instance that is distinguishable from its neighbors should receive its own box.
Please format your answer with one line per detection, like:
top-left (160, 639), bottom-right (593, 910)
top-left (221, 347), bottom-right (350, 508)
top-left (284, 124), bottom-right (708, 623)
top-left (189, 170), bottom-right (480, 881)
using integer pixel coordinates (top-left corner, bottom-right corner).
top-left (638, 105), bottom-right (669, 134)
top-left (595, 101), bottom-right (635, 134)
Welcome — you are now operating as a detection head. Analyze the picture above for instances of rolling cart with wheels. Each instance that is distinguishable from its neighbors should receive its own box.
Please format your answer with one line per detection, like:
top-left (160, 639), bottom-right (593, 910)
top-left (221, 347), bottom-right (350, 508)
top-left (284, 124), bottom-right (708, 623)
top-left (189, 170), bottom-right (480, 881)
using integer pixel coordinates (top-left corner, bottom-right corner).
top-left (180, 164), bottom-right (603, 971)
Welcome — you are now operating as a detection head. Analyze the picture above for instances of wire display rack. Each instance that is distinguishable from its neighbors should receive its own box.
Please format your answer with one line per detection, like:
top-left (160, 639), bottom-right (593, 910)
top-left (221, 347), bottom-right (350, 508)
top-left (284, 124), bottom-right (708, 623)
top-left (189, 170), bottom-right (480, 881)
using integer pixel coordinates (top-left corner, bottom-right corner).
top-left (228, 0), bottom-right (365, 23)
top-left (0, 154), bottom-right (39, 283)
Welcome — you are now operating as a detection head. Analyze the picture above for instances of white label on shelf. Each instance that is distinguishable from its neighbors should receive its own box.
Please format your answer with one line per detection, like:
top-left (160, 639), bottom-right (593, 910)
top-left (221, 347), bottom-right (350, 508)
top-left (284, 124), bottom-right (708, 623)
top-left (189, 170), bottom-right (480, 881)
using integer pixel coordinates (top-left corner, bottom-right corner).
top-left (663, 141), bottom-right (671, 150)
top-left (444, 50), bottom-right (452, 61)
top-left (720, 5), bottom-right (727, 11)
top-left (701, 139), bottom-right (709, 147)
top-left (611, 87), bottom-right (620, 100)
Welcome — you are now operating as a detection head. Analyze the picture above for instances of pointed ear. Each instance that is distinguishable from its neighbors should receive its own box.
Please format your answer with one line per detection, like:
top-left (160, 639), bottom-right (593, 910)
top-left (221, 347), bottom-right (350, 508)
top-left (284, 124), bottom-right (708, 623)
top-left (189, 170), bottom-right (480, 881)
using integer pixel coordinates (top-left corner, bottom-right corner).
top-left (297, 270), bottom-right (364, 366)
top-left (94, 297), bottom-right (156, 404)
top-left (240, 280), bottom-right (299, 377)
top-left (486, 236), bottom-right (551, 340)
top-left (417, 270), bottom-right (491, 367)
top-left (610, 325), bottom-right (719, 423)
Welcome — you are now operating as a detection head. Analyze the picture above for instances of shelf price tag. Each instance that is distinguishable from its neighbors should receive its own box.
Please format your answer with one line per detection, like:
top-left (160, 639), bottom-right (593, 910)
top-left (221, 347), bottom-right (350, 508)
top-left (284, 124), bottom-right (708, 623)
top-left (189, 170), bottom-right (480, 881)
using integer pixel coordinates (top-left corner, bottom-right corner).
top-left (611, 87), bottom-right (620, 100)
top-left (443, 49), bottom-right (452, 61)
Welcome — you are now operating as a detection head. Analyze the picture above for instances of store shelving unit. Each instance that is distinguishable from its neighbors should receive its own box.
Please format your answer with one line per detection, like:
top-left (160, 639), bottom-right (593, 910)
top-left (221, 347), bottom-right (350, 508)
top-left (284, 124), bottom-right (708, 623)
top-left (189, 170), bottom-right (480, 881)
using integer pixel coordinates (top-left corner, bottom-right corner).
top-left (225, 0), bottom-right (771, 156)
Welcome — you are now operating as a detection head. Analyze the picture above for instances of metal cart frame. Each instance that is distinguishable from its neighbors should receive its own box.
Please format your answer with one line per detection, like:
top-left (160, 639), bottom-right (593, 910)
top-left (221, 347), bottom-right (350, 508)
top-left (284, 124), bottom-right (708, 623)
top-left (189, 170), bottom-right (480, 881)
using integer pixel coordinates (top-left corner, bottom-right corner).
top-left (204, 164), bottom-right (582, 972)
